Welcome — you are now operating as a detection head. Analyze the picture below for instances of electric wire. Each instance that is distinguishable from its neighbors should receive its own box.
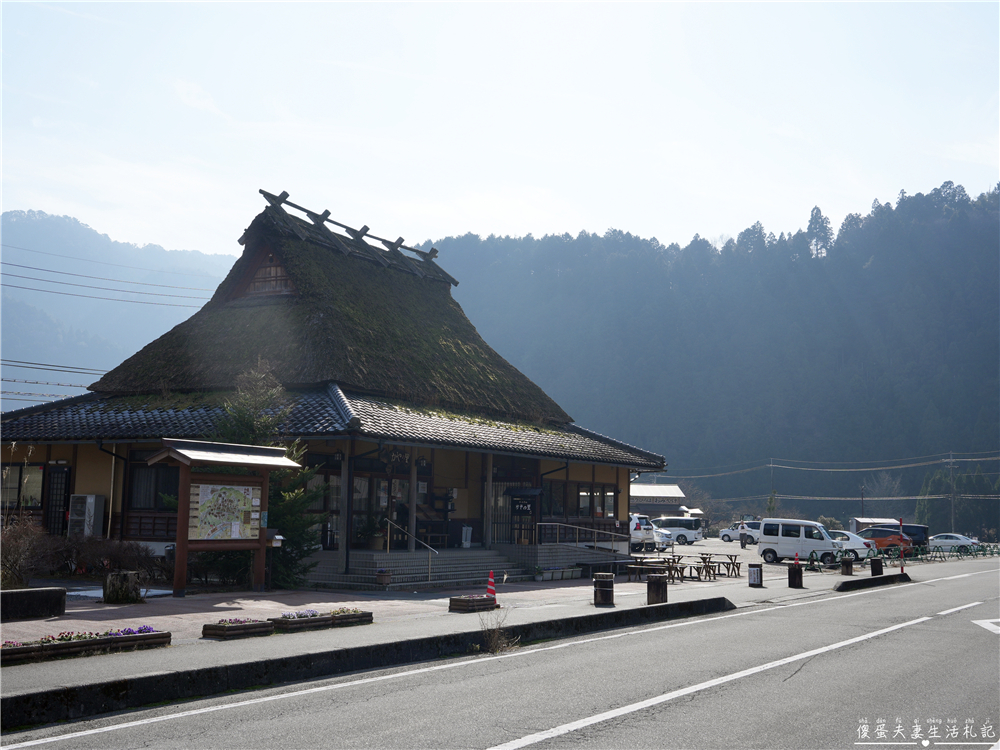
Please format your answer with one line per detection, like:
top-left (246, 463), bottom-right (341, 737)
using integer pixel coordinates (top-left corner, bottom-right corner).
top-left (0, 261), bottom-right (215, 291)
top-left (2, 378), bottom-right (88, 388)
top-left (1, 272), bottom-right (210, 299)
top-left (1, 283), bottom-right (203, 308)
top-left (1, 359), bottom-right (106, 373)
top-left (1, 243), bottom-right (225, 278)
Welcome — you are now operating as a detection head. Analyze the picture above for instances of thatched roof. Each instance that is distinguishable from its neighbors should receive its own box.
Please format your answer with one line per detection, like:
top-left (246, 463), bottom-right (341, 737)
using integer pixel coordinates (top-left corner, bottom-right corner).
top-left (90, 194), bottom-right (572, 425)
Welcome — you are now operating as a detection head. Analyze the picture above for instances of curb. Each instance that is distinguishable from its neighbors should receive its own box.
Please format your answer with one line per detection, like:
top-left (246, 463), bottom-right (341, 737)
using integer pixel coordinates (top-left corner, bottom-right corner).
top-left (1, 596), bottom-right (734, 729)
top-left (831, 572), bottom-right (911, 592)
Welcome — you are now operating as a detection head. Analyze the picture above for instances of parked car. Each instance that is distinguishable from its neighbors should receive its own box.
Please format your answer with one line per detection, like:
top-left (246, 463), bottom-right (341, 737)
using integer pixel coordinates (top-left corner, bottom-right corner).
top-left (720, 521), bottom-right (760, 544)
top-left (629, 513), bottom-right (656, 553)
top-left (870, 523), bottom-right (929, 548)
top-left (856, 527), bottom-right (914, 555)
top-left (827, 530), bottom-right (875, 561)
top-left (928, 533), bottom-right (980, 553)
top-left (757, 518), bottom-right (843, 564)
top-left (653, 527), bottom-right (673, 551)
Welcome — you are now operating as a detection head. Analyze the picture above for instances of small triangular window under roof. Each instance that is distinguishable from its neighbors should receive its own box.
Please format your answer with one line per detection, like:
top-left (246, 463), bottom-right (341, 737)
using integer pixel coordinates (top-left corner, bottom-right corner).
top-left (238, 250), bottom-right (294, 298)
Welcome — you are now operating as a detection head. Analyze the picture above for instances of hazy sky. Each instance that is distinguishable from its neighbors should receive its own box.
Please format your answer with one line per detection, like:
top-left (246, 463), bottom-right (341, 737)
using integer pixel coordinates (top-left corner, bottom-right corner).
top-left (3, 3), bottom-right (998, 257)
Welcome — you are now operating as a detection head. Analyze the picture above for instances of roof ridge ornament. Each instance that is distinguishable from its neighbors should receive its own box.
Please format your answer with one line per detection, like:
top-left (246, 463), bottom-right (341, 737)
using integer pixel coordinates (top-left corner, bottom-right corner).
top-left (258, 188), bottom-right (439, 264)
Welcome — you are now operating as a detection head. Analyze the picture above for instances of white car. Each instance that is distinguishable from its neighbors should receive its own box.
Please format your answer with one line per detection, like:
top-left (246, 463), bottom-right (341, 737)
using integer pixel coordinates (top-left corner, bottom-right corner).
top-left (653, 527), bottom-right (672, 551)
top-left (929, 533), bottom-right (980, 553)
top-left (629, 514), bottom-right (656, 553)
top-left (827, 529), bottom-right (875, 561)
top-left (720, 522), bottom-right (759, 544)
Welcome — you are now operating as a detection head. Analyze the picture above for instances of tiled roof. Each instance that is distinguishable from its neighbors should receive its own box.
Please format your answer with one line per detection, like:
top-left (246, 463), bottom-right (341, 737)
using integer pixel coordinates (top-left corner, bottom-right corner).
top-left (1, 385), bottom-right (664, 470)
top-left (335, 388), bottom-right (663, 469)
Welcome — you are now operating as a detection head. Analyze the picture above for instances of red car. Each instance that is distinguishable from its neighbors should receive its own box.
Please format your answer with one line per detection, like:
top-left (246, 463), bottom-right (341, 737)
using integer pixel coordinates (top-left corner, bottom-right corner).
top-left (857, 527), bottom-right (915, 556)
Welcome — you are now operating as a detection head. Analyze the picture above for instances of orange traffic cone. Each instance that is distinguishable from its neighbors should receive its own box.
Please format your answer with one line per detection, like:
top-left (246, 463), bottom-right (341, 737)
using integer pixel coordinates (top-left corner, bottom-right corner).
top-left (487, 570), bottom-right (496, 598)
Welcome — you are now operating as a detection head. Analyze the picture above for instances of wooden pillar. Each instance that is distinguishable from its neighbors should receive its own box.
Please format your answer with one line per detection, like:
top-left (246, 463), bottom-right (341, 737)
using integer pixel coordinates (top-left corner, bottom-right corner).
top-left (484, 453), bottom-right (494, 550)
top-left (253, 470), bottom-right (269, 591)
top-left (408, 456), bottom-right (417, 552)
top-left (172, 462), bottom-right (191, 597)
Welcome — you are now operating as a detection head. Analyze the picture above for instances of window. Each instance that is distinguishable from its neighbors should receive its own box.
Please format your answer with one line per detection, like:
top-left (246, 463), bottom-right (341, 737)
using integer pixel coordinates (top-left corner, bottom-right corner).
top-left (781, 524), bottom-right (801, 538)
top-left (1, 464), bottom-right (43, 509)
top-left (541, 481), bottom-right (565, 516)
top-left (804, 526), bottom-right (823, 540)
top-left (601, 486), bottom-right (616, 518)
top-left (577, 484), bottom-right (591, 517)
top-left (128, 451), bottom-right (179, 511)
top-left (762, 523), bottom-right (779, 536)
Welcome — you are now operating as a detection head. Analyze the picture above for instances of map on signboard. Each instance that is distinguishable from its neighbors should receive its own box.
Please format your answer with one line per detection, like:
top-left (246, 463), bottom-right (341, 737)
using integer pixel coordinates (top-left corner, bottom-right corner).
top-left (188, 484), bottom-right (261, 540)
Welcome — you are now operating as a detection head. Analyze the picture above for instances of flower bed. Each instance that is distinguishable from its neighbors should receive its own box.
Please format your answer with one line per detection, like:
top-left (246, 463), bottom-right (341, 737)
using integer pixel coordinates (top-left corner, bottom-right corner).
top-left (449, 594), bottom-right (499, 613)
top-left (330, 607), bottom-right (374, 627)
top-left (202, 618), bottom-right (274, 640)
top-left (1, 626), bottom-right (169, 665)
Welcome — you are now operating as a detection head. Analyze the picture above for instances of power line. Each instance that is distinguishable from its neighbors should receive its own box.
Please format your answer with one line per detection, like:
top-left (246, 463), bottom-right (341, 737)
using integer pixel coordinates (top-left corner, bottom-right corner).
top-left (1, 261), bottom-right (216, 291)
top-left (1, 396), bottom-right (60, 404)
top-left (2, 390), bottom-right (73, 398)
top-left (1, 283), bottom-right (203, 308)
top-left (1, 243), bottom-right (225, 279)
top-left (1, 273), bottom-right (210, 300)
top-left (1, 378), bottom-right (88, 388)
top-left (1, 359), bottom-right (106, 373)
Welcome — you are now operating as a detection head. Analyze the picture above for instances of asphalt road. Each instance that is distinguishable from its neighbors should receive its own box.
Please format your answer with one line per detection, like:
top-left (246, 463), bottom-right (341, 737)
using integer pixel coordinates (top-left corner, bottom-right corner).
top-left (4, 560), bottom-right (998, 750)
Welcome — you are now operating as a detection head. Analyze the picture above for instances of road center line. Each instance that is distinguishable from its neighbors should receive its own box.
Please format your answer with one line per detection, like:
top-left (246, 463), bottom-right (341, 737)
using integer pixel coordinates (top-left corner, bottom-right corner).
top-left (5, 568), bottom-right (995, 749)
top-left (486, 617), bottom-right (933, 750)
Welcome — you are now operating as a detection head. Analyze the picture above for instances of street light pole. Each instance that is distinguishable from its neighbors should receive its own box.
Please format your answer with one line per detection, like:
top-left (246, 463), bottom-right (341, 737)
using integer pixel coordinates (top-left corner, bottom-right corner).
top-left (860, 484), bottom-right (865, 518)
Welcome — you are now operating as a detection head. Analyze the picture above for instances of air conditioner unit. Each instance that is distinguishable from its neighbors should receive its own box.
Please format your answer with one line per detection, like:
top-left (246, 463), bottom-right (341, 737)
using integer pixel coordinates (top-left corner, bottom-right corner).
top-left (67, 495), bottom-right (105, 538)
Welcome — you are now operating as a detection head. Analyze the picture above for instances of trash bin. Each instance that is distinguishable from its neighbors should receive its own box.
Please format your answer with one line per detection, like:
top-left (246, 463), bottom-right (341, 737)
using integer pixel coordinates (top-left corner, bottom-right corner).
top-left (748, 563), bottom-right (763, 588)
top-left (647, 573), bottom-right (669, 605)
top-left (461, 525), bottom-right (472, 549)
top-left (164, 544), bottom-right (176, 564)
top-left (840, 558), bottom-right (854, 576)
top-left (870, 557), bottom-right (884, 576)
top-left (787, 563), bottom-right (803, 588)
top-left (594, 572), bottom-right (614, 606)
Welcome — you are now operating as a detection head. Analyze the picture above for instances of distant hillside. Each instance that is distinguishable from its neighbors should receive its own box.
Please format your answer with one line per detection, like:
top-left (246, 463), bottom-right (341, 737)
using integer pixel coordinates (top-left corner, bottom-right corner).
top-left (427, 181), bottom-right (1000, 512)
top-left (1, 210), bottom-right (234, 409)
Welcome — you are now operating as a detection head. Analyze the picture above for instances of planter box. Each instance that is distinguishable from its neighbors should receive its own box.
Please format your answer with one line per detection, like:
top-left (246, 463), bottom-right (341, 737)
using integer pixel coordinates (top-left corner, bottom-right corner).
top-left (202, 621), bottom-right (274, 640)
top-left (542, 571), bottom-right (553, 581)
top-left (331, 611), bottom-right (373, 627)
top-left (268, 615), bottom-right (334, 632)
top-left (570, 568), bottom-right (582, 579)
top-left (448, 596), bottom-right (499, 613)
top-left (375, 573), bottom-right (392, 585)
top-left (1, 631), bottom-right (170, 666)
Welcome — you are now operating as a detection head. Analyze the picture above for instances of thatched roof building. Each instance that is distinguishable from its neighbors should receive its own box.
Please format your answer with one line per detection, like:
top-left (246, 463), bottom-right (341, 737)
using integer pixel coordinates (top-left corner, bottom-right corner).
top-left (92, 191), bottom-right (571, 425)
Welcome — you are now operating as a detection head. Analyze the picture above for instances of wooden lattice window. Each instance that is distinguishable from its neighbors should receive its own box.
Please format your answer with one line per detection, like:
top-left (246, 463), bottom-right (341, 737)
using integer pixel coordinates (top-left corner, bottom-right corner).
top-left (245, 253), bottom-right (292, 295)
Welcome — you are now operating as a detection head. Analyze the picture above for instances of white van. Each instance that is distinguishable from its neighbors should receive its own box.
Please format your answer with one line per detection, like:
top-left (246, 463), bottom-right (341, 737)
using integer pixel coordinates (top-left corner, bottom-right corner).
top-left (757, 518), bottom-right (843, 564)
top-left (650, 516), bottom-right (703, 545)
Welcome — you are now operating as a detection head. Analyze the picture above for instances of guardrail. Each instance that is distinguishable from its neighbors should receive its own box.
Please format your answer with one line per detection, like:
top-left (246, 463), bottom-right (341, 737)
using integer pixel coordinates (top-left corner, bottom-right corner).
top-left (382, 518), bottom-right (439, 582)
top-left (536, 522), bottom-right (630, 554)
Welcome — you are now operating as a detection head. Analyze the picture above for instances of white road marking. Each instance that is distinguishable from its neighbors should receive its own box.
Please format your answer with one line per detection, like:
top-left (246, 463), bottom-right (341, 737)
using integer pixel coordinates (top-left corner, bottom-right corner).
top-left (5, 568), bottom-right (996, 748)
top-left (487, 617), bottom-right (933, 750)
top-left (972, 619), bottom-right (1000, 634)
top-left (937, 601), bottom-right (983, 615)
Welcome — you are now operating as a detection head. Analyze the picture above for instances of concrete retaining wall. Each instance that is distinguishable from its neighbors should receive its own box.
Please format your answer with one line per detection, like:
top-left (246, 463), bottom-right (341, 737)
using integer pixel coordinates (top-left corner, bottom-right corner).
top-left (0, 588), bottom-right (66, 622)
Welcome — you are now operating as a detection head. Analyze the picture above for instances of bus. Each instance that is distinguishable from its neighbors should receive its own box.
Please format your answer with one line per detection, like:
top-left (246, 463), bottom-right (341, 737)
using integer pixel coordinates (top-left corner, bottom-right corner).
top-left (650, 516), bottom-right (703, 545)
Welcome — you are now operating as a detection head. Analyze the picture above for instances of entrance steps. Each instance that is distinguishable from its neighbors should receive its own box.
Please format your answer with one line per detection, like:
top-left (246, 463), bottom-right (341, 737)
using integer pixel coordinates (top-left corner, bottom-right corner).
top-left (305, 548), bottom-right (532, 591)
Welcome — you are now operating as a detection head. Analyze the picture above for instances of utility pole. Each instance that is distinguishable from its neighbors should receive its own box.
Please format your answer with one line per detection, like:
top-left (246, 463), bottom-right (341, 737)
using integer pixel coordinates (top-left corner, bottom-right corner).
top-left (948, 451), bottom-right (956, 532)
top-left (860, 484), bottom-right (865, 518)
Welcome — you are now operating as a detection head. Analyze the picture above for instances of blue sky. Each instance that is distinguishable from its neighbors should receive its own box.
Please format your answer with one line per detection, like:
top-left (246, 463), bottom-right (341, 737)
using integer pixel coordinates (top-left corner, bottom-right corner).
top-left (3, 2), bottom-right (997, 256)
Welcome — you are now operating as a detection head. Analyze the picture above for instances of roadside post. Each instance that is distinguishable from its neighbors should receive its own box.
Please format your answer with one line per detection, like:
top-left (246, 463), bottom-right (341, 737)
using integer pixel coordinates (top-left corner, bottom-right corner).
top-left (647, 573), bottom-right (668, 605)
top-left (594, 572), bottom-right (614, 606)
top-left (787, 559), bottom-right (803, 588)
top-left (899, 517), bottom-right (905, 575)
top-left (871, 557), bottom-right (884, 576)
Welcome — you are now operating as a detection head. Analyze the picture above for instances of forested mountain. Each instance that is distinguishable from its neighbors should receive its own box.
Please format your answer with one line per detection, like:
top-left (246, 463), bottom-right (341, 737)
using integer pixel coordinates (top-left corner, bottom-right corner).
top-left (427, 182), bottom-right (999, 522)
top-left (2, 184), bottom-right (997, 531)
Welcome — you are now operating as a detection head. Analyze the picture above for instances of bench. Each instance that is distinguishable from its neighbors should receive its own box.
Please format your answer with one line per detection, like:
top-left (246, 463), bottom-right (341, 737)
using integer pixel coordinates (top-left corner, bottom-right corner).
top-left (418, 533), bottom-right (449, 549)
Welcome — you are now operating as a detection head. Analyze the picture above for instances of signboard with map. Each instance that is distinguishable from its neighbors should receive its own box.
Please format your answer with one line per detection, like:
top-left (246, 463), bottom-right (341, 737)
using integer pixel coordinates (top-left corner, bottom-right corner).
top-left (188, 483), bottom-right (262, 541)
